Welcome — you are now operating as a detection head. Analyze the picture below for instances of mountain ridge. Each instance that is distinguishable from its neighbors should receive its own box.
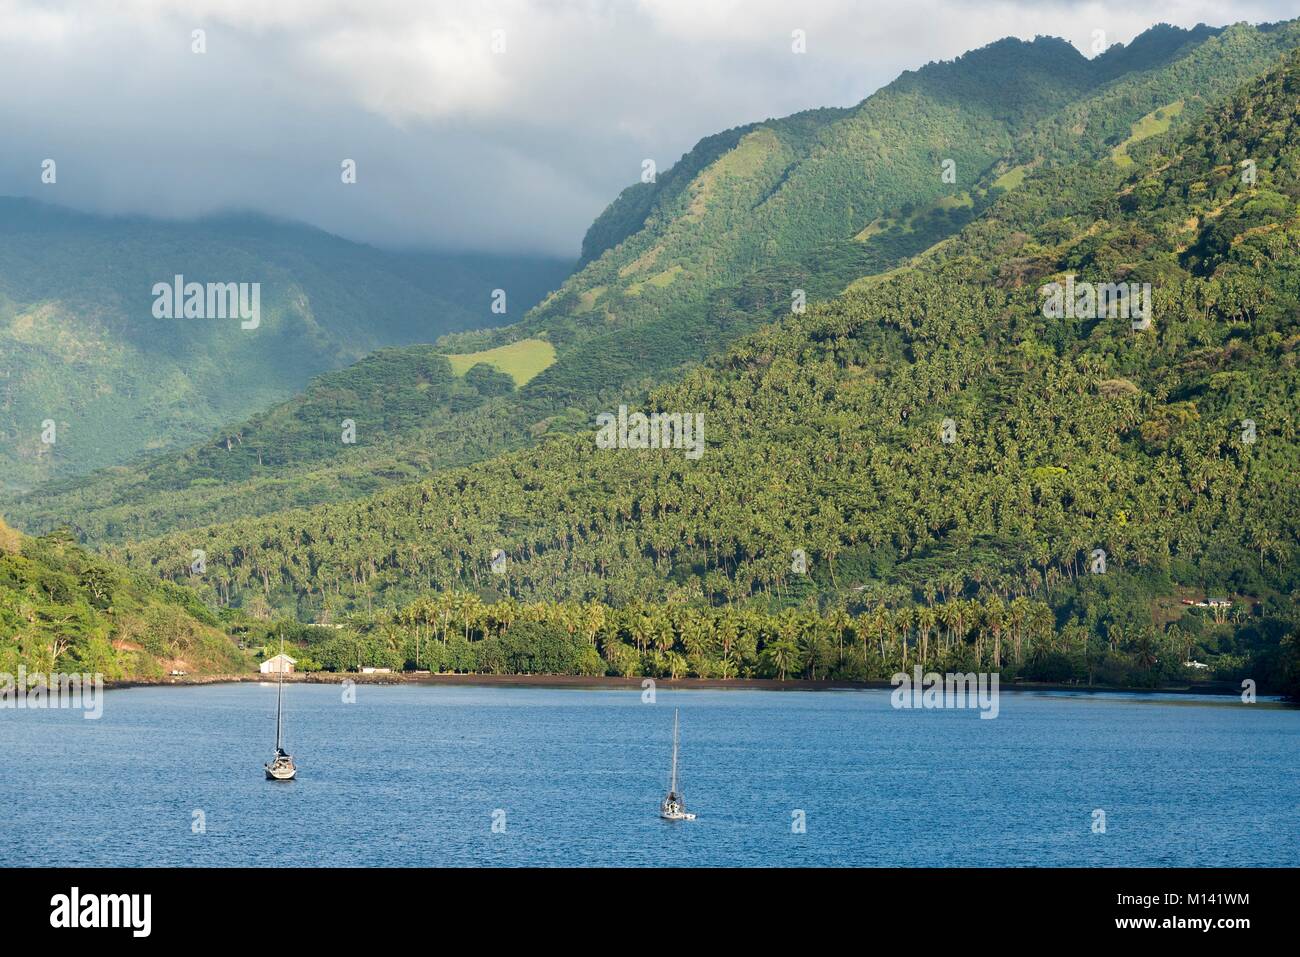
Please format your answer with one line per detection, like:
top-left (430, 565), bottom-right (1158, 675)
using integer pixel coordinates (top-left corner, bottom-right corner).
top-left (13, 20), bottom-right (1300, 543)
top-left (0, 197), bottom-right (571, 491)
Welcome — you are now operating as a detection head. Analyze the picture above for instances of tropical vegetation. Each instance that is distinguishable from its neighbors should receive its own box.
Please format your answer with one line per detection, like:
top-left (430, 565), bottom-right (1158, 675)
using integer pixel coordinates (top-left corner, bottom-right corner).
top-left (5, 24), bottom-right (1300, 699)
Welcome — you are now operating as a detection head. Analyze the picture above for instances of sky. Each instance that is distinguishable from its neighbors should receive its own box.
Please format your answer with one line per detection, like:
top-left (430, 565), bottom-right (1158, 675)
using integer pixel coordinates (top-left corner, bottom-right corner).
top-left (0, 0), bottom-right (1294, 256)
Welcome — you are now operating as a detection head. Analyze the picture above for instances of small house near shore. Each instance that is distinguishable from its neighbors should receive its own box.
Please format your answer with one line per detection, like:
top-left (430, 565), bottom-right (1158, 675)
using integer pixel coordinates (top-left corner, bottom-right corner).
top-left (260, 653), bottom-right (297, 674)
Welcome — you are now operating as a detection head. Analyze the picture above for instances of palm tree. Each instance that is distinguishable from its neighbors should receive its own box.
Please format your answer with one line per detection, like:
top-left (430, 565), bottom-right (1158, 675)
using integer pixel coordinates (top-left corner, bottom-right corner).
top-left (916, 605), bottom-right (936, 667)
top-left (1009, 596), bottom-right (1030, 665)
top-left (1107, 622), bottom-right (1125, 655)
top-left (652, 617), bottom-right (674, 656)
top-left (1134, 630), bottom-right (1159, 671)
top-left (763, 635), bottom-right (800, 681)
top-left (666, 651), bottom-right (688, 680)
top-left (799, 630), bottom-right (832, 680)
top-left (717, 611), bottom-right (740, 668)
top-left (581, 599), bottom-right (605, 647)
top-left (680, 612), bottom-right (709, 660)
top-left (629, 614), bottom-right (653, 655)
top-left (829, 608), bottom-right (851, 669)
top-left (984, 596), bottom-right (1005, 668)
top-left (869, 607), bottom-right (888, 666)
top-left (456, 592), bottom-right (483, 642)
top-left (894, 606), bottom-right (914, 668)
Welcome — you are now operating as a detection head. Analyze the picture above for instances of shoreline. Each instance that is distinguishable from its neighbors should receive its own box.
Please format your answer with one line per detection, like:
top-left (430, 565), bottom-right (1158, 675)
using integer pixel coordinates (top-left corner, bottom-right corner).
top-left (100, 671), bottom-right (1265, 698)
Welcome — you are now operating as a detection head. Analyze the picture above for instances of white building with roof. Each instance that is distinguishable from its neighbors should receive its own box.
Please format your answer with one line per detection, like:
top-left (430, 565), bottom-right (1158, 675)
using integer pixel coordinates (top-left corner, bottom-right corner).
top-left (259, 653), bottom-right (297, 674)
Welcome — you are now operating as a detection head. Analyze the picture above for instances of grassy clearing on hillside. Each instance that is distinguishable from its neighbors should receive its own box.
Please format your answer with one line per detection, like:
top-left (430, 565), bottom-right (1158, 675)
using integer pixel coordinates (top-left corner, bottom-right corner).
top-left (686, 128), bottom-right (782, 221)
top-left (628, 265), bottom-right (685, 296)
top-left (853, 217), bottom-right (889, 241)
top-left (1111, 100), bottom-right (1185, 167)
top-left (843, 264), bottom-right (909, 293)
top-left (445, 338), bottom-right (557, 386)
top-left (992, 163), bottom-right (1030, 191)
top-left (576, 285), bottom-right (606, 313)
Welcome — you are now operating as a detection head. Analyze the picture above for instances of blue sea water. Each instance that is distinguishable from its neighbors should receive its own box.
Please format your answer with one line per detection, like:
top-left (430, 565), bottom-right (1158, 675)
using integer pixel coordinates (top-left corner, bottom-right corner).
top-left (1, 683), bottom-right (1296, 866)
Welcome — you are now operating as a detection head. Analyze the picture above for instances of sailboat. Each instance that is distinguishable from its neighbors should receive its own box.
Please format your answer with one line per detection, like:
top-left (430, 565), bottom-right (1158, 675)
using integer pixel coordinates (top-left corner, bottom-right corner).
top-left (264, 638), bottom-right (297, 781)
top-left (659, 708), bottom-right (695, 821)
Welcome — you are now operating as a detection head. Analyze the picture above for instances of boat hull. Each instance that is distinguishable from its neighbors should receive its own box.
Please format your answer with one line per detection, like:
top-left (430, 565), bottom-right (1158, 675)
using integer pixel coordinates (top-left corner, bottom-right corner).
top-left (265, 764), bottom-right (297, 781)
top-left (660, 811), bottom-right (696, 821)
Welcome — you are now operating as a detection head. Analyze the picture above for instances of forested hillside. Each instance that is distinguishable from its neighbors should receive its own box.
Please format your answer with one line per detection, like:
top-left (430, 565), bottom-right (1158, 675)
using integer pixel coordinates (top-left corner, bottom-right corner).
top-left (5, 348), bottom-right (524, 537)
top-left (116, 46), bottom-right (1300, 693)
top-left (17, 21), bottom-right (1300, 543)
top-left (0, 516), bottom-right (244, 677)
top-left (0, 201), bottom-right (569, 491)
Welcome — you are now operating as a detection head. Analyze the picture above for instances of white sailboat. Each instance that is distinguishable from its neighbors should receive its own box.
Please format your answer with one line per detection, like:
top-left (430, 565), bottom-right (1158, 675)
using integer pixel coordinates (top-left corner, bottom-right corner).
top-left (264, 638), bottom-right (297, 781)
top-left (659, 708), bottom-right (695, 821)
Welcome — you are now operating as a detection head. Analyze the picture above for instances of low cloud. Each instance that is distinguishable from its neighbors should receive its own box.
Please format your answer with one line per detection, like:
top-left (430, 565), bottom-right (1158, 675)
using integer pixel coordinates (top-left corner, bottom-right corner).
top-left (0, 0), bottom-right (1292, 254)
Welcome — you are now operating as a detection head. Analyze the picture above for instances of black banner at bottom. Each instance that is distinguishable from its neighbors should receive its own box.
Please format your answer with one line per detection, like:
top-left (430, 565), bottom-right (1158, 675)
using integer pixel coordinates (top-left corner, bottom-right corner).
top-left (0, 866), bottom-right (1283, 942)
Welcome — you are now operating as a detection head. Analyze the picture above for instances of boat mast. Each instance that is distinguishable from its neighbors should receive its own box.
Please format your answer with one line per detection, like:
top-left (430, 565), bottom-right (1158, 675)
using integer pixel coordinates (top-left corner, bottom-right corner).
top-left (275, 634), bottom-right (284, 752)
top-left (670, 708), bottom-right (679, 794)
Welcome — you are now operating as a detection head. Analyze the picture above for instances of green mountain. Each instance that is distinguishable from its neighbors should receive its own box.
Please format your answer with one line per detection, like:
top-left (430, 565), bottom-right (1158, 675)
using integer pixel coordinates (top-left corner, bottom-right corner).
top-left (116, 39), bottom-right (1300, 691)
top-left (15, 20), bottom-right (1300, 544)
top-left (447, 22), bottom-right (1271, 403)
top-left (0, 515), bottom-right (244, 677)
top-left (0, 199), bottom-right (570, 492)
